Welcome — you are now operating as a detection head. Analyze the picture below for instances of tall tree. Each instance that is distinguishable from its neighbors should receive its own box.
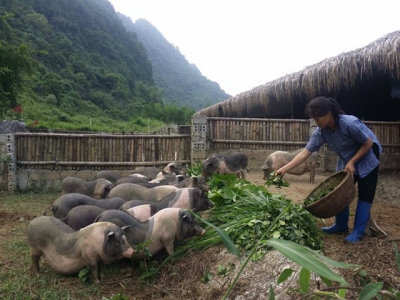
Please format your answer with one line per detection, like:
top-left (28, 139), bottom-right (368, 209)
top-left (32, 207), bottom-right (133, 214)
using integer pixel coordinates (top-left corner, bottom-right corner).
top-left (0, 13), bottom-right (32, 117)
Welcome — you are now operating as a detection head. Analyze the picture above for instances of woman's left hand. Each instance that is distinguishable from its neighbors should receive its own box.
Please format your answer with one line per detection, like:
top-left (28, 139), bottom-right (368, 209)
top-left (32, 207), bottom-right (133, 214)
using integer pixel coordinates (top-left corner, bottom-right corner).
top-left (344, 161), bottom-right (355, 176)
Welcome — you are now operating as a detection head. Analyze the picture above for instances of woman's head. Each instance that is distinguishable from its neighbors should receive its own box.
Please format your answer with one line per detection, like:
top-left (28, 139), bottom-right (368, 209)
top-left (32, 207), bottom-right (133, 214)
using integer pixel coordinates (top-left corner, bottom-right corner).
top-left (306, 96), bottom-right (344, 121)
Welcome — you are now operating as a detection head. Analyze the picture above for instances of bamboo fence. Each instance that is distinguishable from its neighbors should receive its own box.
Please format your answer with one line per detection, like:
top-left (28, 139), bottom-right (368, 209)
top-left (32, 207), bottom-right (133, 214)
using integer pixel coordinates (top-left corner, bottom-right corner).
top-left (14, 133), bottom-right (191, 170)
top-left (208, 118), bottom-right (311, 151)
top-left (11, 120), bottom-right (400, 171)
top-left (207, 118), bottom-right (400, 160)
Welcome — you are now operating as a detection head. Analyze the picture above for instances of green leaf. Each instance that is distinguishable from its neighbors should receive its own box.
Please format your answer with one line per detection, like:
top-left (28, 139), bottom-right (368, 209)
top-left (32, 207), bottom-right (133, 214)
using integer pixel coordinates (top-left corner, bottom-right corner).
top-left (277, 268), bottom-right (294, 284)
top-left (192, 211), bottom-right (241, 259)
top-left (268, 284), bottom-right (275, 300)
top-left (272, 231), bottom-right (281, 239)
top-left (313, 251), bottom-right (360, 268)
top-left (394, 243), bottom-right (400, 273)
top-left (299, 267), bottom-right (311, 294)
top-left (201, 271), bottom-right (213, 283)
top-left (320, 275), bottom-right (332, 287)
top-left (359, 270), bottom-right (368, 277)
top-left (78, 266), bottom-right (89, 282)
top-left (266, 239), bottom-right (349, 285)
top-left (358, 282), bottom-right (384, 300)
top-left (338, 288), bottom-right (347, 299)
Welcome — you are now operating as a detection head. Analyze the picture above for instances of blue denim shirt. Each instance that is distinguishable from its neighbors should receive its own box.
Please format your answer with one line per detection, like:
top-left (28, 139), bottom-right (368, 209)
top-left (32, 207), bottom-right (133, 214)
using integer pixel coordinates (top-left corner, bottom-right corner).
top-left (306, 114), bottom-right (382, 178)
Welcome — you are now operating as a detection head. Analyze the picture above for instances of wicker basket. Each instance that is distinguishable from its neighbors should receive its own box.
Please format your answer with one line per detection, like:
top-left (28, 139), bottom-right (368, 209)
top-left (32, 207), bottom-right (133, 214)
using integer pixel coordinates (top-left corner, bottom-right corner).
top-left (304, 171), bottom-right (356, 218)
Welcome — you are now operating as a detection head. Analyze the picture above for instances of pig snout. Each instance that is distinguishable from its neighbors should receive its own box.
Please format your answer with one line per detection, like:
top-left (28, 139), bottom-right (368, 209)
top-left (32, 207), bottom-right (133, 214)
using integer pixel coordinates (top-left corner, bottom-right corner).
top-left (123, 247), bottom-right (134, 258)
top-left (261, 164), bottom-right (270, 179)
top-left (192, 226), bottom-right (205, 238)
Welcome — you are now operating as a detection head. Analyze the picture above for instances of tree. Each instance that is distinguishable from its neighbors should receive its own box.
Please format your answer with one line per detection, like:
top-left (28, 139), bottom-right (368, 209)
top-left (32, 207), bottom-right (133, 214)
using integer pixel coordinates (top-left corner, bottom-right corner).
top-left (0, 14), bottom-right (32, 117)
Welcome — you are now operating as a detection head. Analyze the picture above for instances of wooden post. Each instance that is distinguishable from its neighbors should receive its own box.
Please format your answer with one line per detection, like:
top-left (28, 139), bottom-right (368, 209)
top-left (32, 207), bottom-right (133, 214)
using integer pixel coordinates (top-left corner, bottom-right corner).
top-left (191, 115), bottom-right (209, 165)
top-left (0, 134), bottom-right (17, 191)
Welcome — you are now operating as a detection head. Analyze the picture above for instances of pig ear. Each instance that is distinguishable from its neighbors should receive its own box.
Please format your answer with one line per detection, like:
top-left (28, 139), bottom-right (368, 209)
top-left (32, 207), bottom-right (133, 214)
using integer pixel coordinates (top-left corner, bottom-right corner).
top-left (106, 231), bottom-right (115, 242)
top-left (181, 211), bottom-right (191, 221)
top-left (121, 225), bottom-right (131, 232)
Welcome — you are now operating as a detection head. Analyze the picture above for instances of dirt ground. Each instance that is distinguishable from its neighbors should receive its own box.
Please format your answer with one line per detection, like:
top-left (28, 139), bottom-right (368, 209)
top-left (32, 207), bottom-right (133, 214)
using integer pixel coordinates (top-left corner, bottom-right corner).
top-left (152, 170), bottom-right (400, 299)
top-left (188, 170), bottom-right (400, 299)
top-left (0, 170), bottom-right (399, 299)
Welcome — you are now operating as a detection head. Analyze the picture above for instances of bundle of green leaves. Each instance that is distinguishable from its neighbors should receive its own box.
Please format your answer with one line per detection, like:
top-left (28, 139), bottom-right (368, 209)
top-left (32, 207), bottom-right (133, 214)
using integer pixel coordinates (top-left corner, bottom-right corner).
top-left (181, 174), bottom-right (323, 260)
top-left (265, 172), bottom-right (290, 188)
top-left (304, 187), bottom-right (335, 206)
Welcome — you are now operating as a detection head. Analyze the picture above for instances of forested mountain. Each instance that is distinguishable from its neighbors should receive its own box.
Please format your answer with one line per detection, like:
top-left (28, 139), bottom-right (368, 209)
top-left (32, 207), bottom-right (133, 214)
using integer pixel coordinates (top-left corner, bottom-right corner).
top-left (118, 16), bottom-right (231, 111)
top-left (0, 0), bottom-right (228, 131)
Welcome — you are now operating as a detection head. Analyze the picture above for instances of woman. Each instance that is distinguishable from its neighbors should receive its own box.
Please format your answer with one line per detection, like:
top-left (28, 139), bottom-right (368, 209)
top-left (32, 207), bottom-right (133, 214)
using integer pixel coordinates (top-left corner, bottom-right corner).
top-left (275, 96), bottom-right (382, 243)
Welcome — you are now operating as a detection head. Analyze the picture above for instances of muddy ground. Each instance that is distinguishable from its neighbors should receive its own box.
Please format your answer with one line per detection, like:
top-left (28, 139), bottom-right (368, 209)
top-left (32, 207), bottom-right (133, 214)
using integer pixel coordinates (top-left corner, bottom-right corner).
top-left (0, 170), bottom-right (399, 299)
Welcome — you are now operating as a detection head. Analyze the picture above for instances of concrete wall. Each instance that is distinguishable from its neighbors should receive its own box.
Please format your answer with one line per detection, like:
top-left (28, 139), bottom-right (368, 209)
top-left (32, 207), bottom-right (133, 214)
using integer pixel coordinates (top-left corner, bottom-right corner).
top-left (2, 149), bottom-right (397, 192)
top-left (13, 169), bottom-right (138, 192)
top-left (209, 149), bottom-right (396, 174)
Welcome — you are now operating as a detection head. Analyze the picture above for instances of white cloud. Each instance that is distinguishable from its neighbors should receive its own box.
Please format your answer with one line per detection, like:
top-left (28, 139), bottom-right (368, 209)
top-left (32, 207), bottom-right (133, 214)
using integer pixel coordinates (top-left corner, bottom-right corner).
top-left (109, 0), bottom-right (400, 96)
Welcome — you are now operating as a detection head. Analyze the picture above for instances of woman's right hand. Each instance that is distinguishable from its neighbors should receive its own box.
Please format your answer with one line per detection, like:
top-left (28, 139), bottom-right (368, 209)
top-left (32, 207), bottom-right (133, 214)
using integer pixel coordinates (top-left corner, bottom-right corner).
top-left (275, 167), bottom-right (286, 177)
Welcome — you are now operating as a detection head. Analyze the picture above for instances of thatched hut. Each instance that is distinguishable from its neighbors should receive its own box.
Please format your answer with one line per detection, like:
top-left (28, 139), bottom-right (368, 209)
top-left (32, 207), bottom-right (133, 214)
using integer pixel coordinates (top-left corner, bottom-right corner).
top-left (194, 31), bottom-right (400, 121)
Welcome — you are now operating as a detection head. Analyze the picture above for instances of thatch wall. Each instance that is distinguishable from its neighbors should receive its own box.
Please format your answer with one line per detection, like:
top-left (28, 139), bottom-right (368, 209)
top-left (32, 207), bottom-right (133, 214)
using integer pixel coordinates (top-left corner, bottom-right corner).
top-left (194, 31), bottom-right (400, 121)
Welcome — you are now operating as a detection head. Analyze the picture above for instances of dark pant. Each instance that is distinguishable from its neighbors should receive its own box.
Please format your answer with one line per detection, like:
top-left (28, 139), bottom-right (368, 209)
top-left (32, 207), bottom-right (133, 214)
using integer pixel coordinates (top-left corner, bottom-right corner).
top-left (353, 143), bottom-right (380, 203)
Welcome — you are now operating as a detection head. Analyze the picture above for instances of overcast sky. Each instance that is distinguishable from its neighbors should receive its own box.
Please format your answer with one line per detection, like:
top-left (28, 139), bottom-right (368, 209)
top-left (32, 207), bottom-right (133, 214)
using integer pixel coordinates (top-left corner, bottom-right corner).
top-left (108, 0), bottom-right (400, 96)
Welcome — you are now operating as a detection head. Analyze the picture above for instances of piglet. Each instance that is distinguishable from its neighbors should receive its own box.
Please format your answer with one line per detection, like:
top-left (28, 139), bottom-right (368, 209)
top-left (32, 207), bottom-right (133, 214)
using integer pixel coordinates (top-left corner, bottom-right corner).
top-left (27, 216), bottom-right (134, 283)
top-left (95, 208), bottom-right (205, 256)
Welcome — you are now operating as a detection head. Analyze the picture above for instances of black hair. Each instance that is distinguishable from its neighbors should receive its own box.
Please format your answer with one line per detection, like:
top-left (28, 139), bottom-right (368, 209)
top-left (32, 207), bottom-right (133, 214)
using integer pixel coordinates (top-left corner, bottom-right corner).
top-left (306, 96), bottom-right (344, 121)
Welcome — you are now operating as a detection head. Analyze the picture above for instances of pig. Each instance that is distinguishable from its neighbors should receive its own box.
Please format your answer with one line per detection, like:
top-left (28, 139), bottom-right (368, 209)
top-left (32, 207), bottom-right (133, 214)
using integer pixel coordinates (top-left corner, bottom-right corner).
top-left (130, 166), bottom-right (162, 180)
top-left (96, 170), bottom-right (153, 185)
top-left (61, 205), bottom-right (106, 230)
top-left (61, 177), bottom-right (114, 199)
top-left (27, 216), bottom-right (134, 283)
top-left (120, 187), bottom-right (214, 212)
top-left (107, 183), bottom-right (178, 201)
top-left (52, 193), bottom-right (126, 219)
top-left (125, 205), bottom-right (159, 222)
top-left (261, 148), bottom-right (319, 183)
top-left (202, 152), bottom-right (250, 179)
top-left (155, 162), bottom-right (185, 177)
top-left (117, 176), bottom-right (172, 187)
top-left (94, 208), bottom-right (205, 255)
top-left (151, 171), bottom-right (179, 185)
top-left (95, 170), bottom-right (121, 185)
top-left (129, 173), bottom-right (152, 181)
top-left (176, 176), bottom-right (209, 191)
top-left (117, 176), bottom-right (160, 186)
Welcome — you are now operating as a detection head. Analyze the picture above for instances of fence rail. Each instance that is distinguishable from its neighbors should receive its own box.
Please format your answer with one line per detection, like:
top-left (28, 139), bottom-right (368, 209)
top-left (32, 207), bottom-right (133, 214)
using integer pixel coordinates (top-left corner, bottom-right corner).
top-left (206, 118), bottom-right (400, 154)
top-left (14, 133), bottom-right (191, 170)
top-left (208, 118), bottom-right (312, 151)
top-left (1, 118), bottom-right (400, 191)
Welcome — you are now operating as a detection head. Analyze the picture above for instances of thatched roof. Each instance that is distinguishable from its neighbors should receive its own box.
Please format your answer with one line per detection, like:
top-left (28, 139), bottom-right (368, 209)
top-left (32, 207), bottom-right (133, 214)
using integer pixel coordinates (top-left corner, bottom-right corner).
top-left (194, 31), bottom-right (400, 121)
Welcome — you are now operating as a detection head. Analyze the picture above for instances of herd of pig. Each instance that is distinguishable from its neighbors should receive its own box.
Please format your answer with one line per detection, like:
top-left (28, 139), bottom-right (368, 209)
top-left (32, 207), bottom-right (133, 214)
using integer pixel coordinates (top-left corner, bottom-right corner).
top-left (27, 150), bottom-right (318, 283)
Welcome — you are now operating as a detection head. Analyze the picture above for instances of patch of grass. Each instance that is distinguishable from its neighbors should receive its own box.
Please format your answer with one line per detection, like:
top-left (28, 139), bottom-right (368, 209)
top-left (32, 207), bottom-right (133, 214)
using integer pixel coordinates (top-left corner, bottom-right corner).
top-left (0, 191), bottom-right (58, 214)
